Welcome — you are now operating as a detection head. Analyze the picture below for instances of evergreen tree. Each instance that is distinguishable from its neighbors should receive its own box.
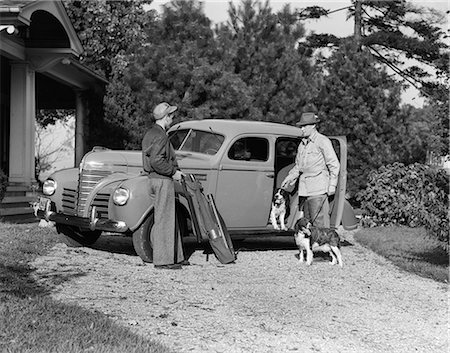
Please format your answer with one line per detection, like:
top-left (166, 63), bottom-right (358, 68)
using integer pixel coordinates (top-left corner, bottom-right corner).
top-left (316, 42), bottom-right (405, 196)
top-left (305, 0), bottom-right (449, 155)
top-left (217, 0), bottom-right (319, 123)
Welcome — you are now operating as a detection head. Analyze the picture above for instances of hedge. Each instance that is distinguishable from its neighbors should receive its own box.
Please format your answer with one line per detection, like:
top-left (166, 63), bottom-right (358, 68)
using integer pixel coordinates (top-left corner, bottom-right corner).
top-left (356, 162), bottom-right (449, 252)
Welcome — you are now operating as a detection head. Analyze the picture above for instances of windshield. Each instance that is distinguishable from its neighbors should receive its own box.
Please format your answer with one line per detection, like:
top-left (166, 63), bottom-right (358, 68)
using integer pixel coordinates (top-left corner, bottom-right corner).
top-left (169, 128), bottom-right (225, 155)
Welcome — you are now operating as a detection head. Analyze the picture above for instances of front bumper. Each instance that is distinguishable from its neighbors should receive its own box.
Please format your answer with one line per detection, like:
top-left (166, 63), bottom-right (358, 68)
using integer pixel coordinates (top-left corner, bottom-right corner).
top-left (37, 197), bottom-right (129, 233)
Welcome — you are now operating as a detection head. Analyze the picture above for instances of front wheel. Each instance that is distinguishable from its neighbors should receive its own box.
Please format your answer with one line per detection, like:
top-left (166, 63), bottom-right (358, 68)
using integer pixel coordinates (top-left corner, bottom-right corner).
top-left (56, 224), bottom-right (101, 247)
top-left (132, 213), bottom-right (155, 263)
top-left (132, 208), bottom-right (189, 263)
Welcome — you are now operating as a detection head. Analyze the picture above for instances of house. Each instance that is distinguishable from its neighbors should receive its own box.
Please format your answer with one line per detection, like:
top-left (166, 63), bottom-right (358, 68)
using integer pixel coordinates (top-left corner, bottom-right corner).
top-left (0, 0), bottom-right (107, 221)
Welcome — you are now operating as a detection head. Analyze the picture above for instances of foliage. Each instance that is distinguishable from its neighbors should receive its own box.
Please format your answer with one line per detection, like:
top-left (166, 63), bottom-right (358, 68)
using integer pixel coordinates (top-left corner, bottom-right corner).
top-left (63, 0), bottom-right (447, 199)
top-left (65, 0), bottom-right (152, 80)
top-left (356, 162), bottom-right (449, 251)
top-left (109, 0), bottom-right (219, 149)
top-left (305, 1), bottom-right (449, 101)
top-left (36, 109), bottom-right (73, 128)
top-left (105, 0), bottom-right (317, 149)
top-left (303, 0), bottom-right (449, 155)
top-left (316, 42), bottom-right (404, 196)
top-left (219, 0), bottom-right (318, 124)
top-left (0, 168), bottom-right (7, 201)
top-left (64, 0), bottom-right (153, 150)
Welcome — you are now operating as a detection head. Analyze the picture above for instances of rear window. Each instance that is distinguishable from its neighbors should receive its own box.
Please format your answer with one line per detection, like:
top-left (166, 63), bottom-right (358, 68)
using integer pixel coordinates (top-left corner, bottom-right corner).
top-left (228, 137), bottom-right (269, 162)
top-left (169, 129), bottom-right (224, 155)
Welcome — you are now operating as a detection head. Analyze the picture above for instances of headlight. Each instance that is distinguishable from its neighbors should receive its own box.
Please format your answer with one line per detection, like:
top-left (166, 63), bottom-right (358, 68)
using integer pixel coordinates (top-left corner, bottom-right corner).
top-left (42, 179), bottom-right (57, 196)
top-left (113, 187), bottom-right (130, 206)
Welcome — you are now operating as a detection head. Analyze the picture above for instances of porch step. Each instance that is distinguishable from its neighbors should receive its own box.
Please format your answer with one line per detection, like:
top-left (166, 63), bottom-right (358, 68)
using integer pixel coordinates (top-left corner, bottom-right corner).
top-left (2, 195), bottom-right (37, 204)
top-left (0, 185), bottom-right (39, 223)
top-left (0, 206), bottom-right (34, 216)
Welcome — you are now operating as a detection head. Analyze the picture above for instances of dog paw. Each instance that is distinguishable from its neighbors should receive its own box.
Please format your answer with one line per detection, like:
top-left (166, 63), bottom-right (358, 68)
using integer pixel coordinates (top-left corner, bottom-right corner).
top-left (281, 226), bottom-right (288, 231)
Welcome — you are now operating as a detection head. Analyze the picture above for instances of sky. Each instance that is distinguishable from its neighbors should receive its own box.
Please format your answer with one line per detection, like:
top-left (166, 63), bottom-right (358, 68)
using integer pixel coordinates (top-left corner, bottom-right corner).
top-left (147, 0), bottom-right (449, 107)
top-left (148, 0), bottom-right (448, 37)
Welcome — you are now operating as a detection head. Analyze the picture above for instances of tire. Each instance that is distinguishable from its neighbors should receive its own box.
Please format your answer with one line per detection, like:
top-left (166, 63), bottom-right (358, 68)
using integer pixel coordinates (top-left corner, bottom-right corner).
top-left (132, 213), bottom-right (154, 263)
top-left (56, 224), bottom-right (101, 247)
top-left (132, 207), bottom-right (189, 263)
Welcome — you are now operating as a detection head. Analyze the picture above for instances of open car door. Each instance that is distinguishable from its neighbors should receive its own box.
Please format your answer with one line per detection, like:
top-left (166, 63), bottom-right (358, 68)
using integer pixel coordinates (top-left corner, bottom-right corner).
top-left (181, 175), bottom-right (236, 264)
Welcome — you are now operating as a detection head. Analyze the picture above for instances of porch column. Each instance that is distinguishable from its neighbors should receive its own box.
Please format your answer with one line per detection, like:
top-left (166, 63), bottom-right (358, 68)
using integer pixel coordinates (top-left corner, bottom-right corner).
top-left (74, 90), bottom-right (86, 166)
top-left (8, 62), bottom-right (36, 185)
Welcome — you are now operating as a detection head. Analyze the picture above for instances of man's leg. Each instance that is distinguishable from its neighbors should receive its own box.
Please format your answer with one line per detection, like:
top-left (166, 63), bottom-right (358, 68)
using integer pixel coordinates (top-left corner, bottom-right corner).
top-left (306, 194), bottom-right (330, 228)
top-left (150, 178), bottom-right (184, 266)
top-left (298, 196), bottom-right (307, 219)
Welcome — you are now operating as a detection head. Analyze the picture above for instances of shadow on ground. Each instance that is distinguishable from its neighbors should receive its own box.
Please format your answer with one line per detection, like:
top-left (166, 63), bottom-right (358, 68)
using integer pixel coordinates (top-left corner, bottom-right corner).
top-left (86, 233), bottom-right (353, 263)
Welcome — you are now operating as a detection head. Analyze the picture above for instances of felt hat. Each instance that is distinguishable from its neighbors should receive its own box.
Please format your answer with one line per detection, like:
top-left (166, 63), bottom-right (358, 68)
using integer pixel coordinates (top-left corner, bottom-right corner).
top-left (153, 102), bottom-right (177, 120)
top-left (296, 112), bottom-right (320, 126)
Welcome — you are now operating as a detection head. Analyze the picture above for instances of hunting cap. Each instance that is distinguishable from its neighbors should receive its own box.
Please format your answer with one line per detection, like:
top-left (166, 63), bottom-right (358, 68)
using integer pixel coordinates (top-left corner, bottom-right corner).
top-left (153, 102), bottom-right (177, 120)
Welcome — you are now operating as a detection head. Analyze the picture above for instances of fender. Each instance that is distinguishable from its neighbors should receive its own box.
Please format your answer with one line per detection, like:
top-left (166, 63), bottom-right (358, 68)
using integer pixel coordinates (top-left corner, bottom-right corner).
top-left (107, 175), bottom-right (153, 232)
top-left (44, 167), bottom-right (79, 211)
top-left (109, 176), bottom-right (193, 232)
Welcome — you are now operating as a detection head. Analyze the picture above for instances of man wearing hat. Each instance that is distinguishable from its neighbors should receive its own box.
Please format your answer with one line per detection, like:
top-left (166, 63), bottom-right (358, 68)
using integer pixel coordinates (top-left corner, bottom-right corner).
top-left (142, 102), bottom-right (186, 269)
top-left (281, 105), bottom-right (340, 228)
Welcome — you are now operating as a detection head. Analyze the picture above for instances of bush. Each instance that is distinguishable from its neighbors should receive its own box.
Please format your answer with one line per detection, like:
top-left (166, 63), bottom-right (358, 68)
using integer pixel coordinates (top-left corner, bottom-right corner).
top-left (356, 163), bottom-right (449, 252)
top-left (0, 168), bottom-right (7, 201)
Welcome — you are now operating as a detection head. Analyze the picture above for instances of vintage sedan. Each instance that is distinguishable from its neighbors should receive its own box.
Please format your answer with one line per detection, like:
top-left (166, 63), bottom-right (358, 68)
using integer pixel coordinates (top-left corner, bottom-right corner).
top-left (37, 119), bottom-right (357, 262)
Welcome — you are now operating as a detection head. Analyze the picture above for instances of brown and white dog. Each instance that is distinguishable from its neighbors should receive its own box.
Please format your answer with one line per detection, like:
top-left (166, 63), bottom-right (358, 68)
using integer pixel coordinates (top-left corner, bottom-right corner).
top-left (293, 217), bottom-right (343, 267)
top-left (270, 188), bottom-right (290, 231)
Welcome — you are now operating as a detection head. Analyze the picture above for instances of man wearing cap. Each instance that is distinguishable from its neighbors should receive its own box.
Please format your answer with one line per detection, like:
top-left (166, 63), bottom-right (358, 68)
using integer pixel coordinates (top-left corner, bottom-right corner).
top-left (281, 106), bottom-right (340, 228)
top-left (142, 102), bottom-right (185, 269)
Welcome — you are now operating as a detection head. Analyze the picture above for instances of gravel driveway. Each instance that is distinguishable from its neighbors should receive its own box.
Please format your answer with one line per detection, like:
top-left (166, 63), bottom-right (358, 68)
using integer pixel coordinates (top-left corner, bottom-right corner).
top-left (30, 227), bottom-right (448, 353)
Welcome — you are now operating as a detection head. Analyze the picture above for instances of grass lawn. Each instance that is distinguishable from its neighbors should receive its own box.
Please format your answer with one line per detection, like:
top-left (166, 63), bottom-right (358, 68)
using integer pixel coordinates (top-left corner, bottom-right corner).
top-left (0, 223), bottom-right (173, 353)
top-left (354, 225), bottom-right (449, 283)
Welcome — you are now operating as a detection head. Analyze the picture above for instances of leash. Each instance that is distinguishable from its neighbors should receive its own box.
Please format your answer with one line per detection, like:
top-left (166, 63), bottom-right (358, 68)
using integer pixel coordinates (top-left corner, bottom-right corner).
top-left (310, 195), bottom-right (327, 225)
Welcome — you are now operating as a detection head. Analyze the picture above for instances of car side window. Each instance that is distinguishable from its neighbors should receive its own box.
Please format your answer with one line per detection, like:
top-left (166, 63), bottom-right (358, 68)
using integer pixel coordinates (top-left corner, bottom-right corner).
top-left (169, 129), bottom-right (224, 155)
top-left (169, 129), bottom-right (189, 150)
top-left (228, 137), bottom-right (269, 161)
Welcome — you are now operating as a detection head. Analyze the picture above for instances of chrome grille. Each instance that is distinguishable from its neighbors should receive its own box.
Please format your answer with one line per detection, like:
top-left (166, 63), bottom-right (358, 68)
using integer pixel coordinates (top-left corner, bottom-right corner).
top-left (62, 188), bottom-right (77, 215)
top-left (77, 169), bottom-right (112, 215)
top-left (92, 192), bottom-right (110, 219)
top-left (61, 168), bottom-right (112, 216)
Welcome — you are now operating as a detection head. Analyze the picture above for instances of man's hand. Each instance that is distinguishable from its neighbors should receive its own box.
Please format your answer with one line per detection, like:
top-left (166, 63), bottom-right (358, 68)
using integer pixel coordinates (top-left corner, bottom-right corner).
top-left (172, 170), bottom-right (185, 181)
top-left (281, 176), bottom-right (296, 189)
top-left (328, 185), bottom-right (336, 196)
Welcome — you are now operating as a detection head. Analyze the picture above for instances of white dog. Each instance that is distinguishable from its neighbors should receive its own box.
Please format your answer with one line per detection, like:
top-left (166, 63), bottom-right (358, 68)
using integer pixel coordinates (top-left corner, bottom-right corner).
top-left (270, 188), bottom-right (290, 230)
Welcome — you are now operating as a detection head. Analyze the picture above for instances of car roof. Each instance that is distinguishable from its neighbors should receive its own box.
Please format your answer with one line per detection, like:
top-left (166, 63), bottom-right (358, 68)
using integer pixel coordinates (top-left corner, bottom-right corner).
top-left (170, 119), bottom-right (303, 137)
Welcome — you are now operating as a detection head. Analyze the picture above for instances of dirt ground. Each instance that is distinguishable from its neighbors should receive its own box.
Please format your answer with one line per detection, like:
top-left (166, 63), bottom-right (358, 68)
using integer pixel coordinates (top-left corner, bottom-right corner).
top-left (30, 227), bottom-right (448, 353)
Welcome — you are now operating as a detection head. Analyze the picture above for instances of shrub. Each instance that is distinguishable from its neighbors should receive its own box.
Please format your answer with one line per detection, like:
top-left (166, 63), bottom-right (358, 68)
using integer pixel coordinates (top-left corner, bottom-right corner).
top-left (0, 168), bottom-right (7, 201)
top-left (356, 162), bottom-right (449, 252)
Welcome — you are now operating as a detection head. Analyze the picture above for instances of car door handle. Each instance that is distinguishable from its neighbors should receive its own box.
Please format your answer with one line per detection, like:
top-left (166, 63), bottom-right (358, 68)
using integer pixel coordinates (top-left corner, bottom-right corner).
top-left (266, 173), bottom-right (274, 178)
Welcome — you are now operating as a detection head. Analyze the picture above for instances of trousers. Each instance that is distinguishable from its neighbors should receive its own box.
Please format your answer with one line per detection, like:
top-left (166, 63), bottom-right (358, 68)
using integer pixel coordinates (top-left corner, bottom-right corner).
top-left (299, 194), bottom-right (330, 228)
top-left (148, 178), bottom-right (184, 265)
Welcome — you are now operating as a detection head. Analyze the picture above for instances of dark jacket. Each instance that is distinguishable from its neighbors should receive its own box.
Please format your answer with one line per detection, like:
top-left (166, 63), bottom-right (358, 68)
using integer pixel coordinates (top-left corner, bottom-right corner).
top-left (142, 124), bottom-right (178, 179)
